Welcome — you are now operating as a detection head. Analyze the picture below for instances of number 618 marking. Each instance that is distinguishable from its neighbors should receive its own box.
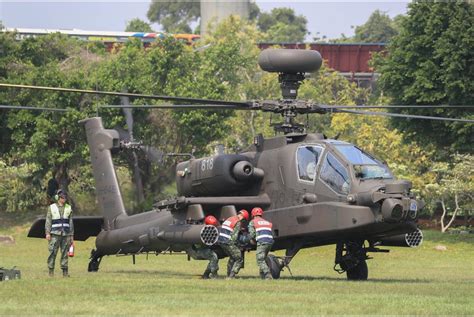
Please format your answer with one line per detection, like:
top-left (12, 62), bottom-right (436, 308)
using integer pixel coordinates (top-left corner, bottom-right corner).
top-left (201, 158), bottom-right (214, 171)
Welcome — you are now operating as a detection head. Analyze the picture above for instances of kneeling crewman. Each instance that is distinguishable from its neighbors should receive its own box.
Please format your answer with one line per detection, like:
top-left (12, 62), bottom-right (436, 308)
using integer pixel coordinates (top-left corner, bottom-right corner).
top-left (218, 209), bottom-right (249, 279)
top-left (249, 207), bottom-right (274, 280)
top-left (187, 215), bottom-right (220, 279)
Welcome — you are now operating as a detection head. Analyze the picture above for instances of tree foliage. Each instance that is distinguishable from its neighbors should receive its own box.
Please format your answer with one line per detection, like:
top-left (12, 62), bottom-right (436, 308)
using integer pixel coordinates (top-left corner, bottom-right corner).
top-left (125, 18), bottom-right (154, 32)
top-left (377, 1), bottom-right (474, 154)
top-left (147, 0), bottom-right (200, 33)
top-left (258, 7), bottom-right (308, 42)
top-left (425, 154), bottom-right (473, 232)
top-left (353, 10), bottom-right (400, 43)
top-left (0, 32), bottom-right (102, 211)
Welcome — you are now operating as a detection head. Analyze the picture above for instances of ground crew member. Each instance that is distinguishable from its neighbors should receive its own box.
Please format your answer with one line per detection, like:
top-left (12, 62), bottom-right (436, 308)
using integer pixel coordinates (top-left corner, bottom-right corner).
top-left (249, 207), bottom-right (274, 280)
top-left (217, 209), bottom-right (249, 279)
top-left (187, 215), bottom-right (220, 279)
top-left (45, 189), bottom-right (74, 277)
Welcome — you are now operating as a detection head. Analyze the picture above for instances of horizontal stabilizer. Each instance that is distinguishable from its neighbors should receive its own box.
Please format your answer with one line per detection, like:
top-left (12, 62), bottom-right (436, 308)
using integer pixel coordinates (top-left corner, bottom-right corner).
top-left (28, 216), bottom-right (104, 241)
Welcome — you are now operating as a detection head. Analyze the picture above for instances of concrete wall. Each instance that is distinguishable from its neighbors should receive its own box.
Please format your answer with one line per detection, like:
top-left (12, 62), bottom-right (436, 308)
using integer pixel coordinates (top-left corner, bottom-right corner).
top-left (200, 0), bottom-right (250, 36)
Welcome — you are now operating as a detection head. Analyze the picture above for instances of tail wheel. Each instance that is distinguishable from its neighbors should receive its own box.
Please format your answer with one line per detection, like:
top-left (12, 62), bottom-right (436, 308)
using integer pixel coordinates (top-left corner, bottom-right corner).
top-left (88, 249), bottom-right (102, 272)
top-left (266, 254), bottom-right (283, 279)
top-left (346, 260), bottom-right (368, 281)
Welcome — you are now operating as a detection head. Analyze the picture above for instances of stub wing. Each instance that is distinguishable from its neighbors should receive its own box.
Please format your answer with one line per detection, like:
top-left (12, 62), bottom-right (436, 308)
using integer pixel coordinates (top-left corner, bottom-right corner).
top-left (28, 216), bottom-right (103, 241)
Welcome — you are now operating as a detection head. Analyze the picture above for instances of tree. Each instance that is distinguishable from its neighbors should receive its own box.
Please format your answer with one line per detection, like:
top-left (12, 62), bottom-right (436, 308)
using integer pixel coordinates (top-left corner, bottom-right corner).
top-left (248, 2), bottom-right (260, 21)
top-left (377, 1), bottom-right (474, 155)
top-left (0, 33), bottom-right (102, 212)
top-left (147, 0), bottom-right (200, 33)
top-left (125, 18), bottom-right (154, 32)
top-left (425, 154), bottom-right (473, 232)
top-left (202, 16), bottom-right (269, 151)
top-left (353, 10), bottom-right (399, 43)
top-left (258, 8), bottom-right (308, 42)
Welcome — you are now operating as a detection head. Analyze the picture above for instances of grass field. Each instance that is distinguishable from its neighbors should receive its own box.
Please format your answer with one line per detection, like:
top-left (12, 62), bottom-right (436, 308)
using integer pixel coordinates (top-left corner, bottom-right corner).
top-left (0, 225), bottom-right (473, 315)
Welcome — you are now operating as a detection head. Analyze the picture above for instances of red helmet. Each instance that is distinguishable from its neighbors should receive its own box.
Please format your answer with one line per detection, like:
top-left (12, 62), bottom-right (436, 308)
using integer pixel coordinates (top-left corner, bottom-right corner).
top-left (204, 215), bottom-right (218, 226)
top-left (238, 209), bottom-right (249, 221)
top-left (251, 207), bottom-right (263, 218)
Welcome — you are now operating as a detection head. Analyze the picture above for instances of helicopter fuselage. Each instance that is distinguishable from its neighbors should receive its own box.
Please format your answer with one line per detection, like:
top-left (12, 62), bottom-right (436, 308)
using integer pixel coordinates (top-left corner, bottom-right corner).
top-left (27, 117), bottom-right (422, 278)
top-left (170, 131), bottom-right (420, 252)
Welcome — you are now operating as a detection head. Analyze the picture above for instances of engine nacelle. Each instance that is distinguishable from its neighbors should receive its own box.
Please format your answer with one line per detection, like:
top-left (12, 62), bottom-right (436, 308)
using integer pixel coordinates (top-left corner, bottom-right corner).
top-left (176, 154), bottom-right (264, 196)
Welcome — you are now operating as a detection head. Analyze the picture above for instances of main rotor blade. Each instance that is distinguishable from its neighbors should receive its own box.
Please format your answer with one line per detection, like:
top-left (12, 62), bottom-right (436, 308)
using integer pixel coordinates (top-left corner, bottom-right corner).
top-left (339, 109), bottom-right (474, 123)
top-left (100, 104), bottom-right (247, 110)
top-left (321, 105), bottom-right (474, 109)
top-left (0, 83), bottom-right (252, 107)
top-left (0, 105), bottom-right (70, 112)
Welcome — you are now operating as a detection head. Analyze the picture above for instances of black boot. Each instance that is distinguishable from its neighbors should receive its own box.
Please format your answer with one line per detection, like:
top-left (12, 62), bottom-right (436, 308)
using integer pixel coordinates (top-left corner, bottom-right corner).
top-left (62, 269), bottom-right (70, 278)
top-left (210, 271), bottom-right (218, 279)
top-left (264, 272), bottom-right (273, 280)
top-left (202, 269), bottom-right (211, 279)
top-left (226, 271), bottom-right (236, 279)
top-left (48, 269), bottom-right (54, 277)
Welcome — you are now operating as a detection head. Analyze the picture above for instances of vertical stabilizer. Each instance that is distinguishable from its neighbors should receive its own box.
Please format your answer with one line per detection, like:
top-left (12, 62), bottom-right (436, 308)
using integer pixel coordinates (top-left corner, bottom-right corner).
top-left (80, 117), bottom-right (127, 229)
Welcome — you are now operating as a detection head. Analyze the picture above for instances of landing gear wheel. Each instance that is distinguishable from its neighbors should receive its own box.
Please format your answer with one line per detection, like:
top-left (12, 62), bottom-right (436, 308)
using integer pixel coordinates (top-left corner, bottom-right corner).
top-left (346, 260), bottom-right (368, 281)
top-left (266, 254), bottom-right (283, 279)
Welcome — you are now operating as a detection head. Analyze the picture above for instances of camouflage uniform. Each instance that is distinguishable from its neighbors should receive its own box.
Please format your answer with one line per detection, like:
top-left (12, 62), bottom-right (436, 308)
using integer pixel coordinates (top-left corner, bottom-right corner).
top-left (218, 219), bottom-right (244, 276)
top-left (187, 244), bottom-right (219, 278)
top-left (249, 216), bottom-right (274, 279)
top-left (45, 203), bottom-right (74, 274)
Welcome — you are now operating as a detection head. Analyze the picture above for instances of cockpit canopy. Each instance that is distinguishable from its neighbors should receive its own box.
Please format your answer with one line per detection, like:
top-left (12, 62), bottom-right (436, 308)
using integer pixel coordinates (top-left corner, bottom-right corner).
top-left (333, 145), bottom-right (392, 180)
top-left (296, 141), bottom-right (393, 196)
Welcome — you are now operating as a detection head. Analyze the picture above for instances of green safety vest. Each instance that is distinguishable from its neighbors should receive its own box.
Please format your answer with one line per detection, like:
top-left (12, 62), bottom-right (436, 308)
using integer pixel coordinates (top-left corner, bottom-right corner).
top-left (50, 203), bottom-right (72, 233)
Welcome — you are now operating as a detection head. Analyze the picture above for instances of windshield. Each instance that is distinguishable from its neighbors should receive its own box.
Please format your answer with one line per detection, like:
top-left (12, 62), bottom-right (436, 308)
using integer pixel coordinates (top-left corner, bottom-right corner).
top-left (320, 153), bottom-right (351, 194)
top-left (334, 145), bottom-right (393, 179)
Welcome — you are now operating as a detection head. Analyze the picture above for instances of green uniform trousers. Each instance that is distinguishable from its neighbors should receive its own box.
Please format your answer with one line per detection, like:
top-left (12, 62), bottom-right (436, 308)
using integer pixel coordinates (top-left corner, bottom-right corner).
top-left (220, 243), bottom-right (243, 275)
top-left (188, 247), bottom-right (219, 274)
top-left (256, 243), bottom-right (273, 275)
top-left (47, 235), bottom-right (72, 270)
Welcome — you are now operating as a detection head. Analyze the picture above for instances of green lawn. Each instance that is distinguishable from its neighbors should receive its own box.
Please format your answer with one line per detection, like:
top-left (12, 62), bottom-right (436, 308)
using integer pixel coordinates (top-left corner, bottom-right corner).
top-left (0, 226), bottom-right (473, 315)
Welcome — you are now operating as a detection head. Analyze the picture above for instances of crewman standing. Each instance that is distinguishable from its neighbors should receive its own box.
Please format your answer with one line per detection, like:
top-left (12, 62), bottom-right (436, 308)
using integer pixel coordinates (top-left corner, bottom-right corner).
top-left (217, 209), bottom-right (249, 279)
top-left (45, 189), bottom-right (74, 277)
top-left (249, 207), bottom-right (274, 279)
top-left (187, 215), bottom-right (220, 279)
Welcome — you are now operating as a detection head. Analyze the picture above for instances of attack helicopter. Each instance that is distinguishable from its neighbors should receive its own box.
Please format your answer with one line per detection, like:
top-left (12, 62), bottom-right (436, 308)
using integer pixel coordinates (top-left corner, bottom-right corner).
top-left (2, 48), bottom-right (473, 280)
